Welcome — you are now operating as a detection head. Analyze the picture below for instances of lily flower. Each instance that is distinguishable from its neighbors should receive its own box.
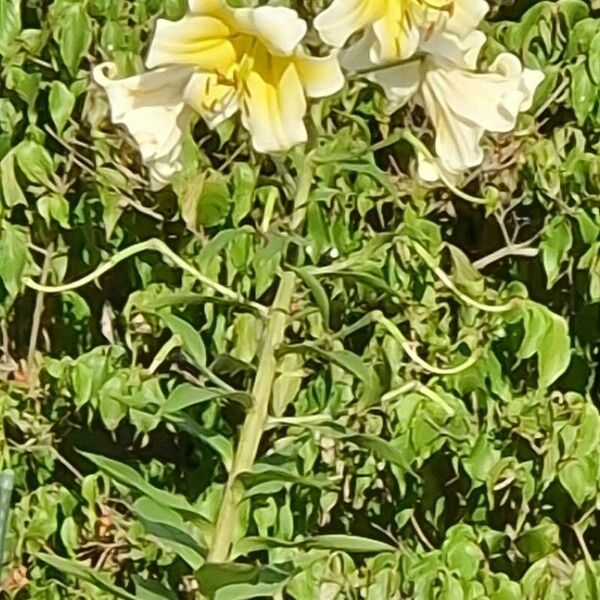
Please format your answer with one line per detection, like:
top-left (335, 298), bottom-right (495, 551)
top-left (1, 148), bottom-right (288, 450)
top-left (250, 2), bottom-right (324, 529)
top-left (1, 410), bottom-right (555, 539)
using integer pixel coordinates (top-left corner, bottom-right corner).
top-left (340, 23), bottom-right (543, 179)
top-left (94, 1), bottom-right (344, 188)
top-left (314, 0), bottom-right (489, 63)
top-left (93, 63), bottom-right (194, 189)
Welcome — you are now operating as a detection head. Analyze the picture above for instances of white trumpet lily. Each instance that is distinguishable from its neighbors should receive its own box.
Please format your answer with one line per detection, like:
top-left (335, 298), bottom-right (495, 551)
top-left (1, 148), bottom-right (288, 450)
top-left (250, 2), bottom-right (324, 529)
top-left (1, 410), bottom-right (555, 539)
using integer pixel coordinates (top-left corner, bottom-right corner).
top-left (355, 29), bottom-right (543, 178)
top-left (315, 0), bottom-right (489, 63)
top-left (94, 1), bottom-right (344, 188)
top-left (93, 63), bottom-right (194, 189)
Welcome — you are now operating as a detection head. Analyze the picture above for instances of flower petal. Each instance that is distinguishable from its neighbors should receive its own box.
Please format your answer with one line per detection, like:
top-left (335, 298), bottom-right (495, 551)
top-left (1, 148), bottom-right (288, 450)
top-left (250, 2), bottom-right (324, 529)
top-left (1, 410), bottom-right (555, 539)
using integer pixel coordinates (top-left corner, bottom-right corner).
top-left (427, 53), bottom-right (543, 135)
top-left (314, 0), bottom-right (385, 49)
top-left (93, 63), bottom-right (193, 189)
top-left (420, 74), bottom-right (486, 172)
top-left (341, 29), bottom-right (379, 72)
top-left (368, 61), bottom-right (421, 108)
top-left (294, 52), bottom-right (345, 98)
top-left (421, 29), bottom-right (486, 70)
top-left (188, 0), bottom-right (224, 14)
top-left (241, 59), bottom-right (307, 153)
top-left (146, 13), bottom-right (236, 72)
top-left (183, 71), bottom-right (239, 128)
top-left (372, 4), bottom-right (420, 62)
top-left (233, 6), bottom-right (307, 56)
top-left (447, 0), bottom-right (489, 36)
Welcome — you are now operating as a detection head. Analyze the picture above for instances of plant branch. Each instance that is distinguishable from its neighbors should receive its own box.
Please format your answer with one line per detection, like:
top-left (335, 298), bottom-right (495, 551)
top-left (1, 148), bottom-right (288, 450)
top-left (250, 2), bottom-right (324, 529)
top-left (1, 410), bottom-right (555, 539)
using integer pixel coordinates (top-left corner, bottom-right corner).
top-left (27, 244), bottom-right (54, 394)
top-left (377, 315), bottom-right (479, 379)
top-left (472, 246), bottom-right (539, 270)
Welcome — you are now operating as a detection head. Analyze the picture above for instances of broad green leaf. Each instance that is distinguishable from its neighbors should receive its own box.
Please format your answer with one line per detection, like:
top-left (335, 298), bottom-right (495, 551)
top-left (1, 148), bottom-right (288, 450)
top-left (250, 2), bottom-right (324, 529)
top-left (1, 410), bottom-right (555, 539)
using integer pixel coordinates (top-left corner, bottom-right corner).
top-left (197, 176), bottom-right (231, 227)
top-left (0, 151), bottom-right (26, 207)
top-left (54, 3), bottom-right (92, 75)
top-left (0, 223), bottom-right (29, 297)
top-left (570, 62), bottom-right (597, 124)
top-left (232, 163), bottom-right (256, 224)
top-left (515, 521), bottom-right (560, 562)
top-left (514, 301), bottom-right (571, 387)
top-left (558, 457), bottom-right (597, 506)
top-left (588, 31), bottom-right (600, 84)
top-left (0, 0), bottom-right (20, 55)
top-left (540, 216), bottom-right (572, 287)
top-left (48, 81), bottom-right (76, 133)
top-left (576, 209), bottom-right (599, 244)
top-left (14, 140), bottom-right (54, 186)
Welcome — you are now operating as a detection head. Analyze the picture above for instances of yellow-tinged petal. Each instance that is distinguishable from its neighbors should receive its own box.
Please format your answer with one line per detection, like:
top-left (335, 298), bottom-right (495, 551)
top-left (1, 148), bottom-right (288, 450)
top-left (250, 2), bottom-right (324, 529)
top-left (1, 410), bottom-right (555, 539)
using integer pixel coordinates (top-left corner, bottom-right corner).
top-left (294, 52), bottom-right (345, 98)
top-left (372, 3), bottom-right (420, 62)
top-left (184, 71), bottom-right (239, 128)
top-left (146, 14), bottom-right (236, 72)
top-left (188, 0), bottom-right (224, 14)
top-left (241, 57), bottom-right (308, 153)
top-left (93, 63), bottom-right (193, 189)
top-left (314, 0), bottom-right (386, 49)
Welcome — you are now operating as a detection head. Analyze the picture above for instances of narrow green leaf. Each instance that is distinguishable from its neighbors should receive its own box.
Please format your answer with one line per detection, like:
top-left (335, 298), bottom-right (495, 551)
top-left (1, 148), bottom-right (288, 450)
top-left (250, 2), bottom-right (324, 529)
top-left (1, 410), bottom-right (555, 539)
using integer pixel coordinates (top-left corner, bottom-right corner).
top-left (159, 311), bottom-right (206, 368)
top-left (133, 497), bottom-right (206, 569)
top-left (80, 452), bottom-right (207, 519)
top-left (292, 266), bottom-right (330, 328)
top-left (0, 470), bottom-right (13, 574)
top-left (134, 577), bottom-right (178, 600)
top-left (36, 553), bottom-right (138, 600)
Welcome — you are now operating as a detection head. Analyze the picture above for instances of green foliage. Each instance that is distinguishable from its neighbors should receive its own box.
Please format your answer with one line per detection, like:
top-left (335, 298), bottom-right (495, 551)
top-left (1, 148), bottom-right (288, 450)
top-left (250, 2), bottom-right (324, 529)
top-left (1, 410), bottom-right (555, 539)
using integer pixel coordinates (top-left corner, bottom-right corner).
top-left (1, 0), bottom-right (600, 598)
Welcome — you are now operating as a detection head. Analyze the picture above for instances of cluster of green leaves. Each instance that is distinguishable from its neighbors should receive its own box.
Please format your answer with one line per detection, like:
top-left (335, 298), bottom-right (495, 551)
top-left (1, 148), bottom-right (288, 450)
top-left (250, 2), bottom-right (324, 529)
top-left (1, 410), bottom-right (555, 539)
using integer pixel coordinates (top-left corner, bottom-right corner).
top-left (1, 0), bottom-right (600, 598)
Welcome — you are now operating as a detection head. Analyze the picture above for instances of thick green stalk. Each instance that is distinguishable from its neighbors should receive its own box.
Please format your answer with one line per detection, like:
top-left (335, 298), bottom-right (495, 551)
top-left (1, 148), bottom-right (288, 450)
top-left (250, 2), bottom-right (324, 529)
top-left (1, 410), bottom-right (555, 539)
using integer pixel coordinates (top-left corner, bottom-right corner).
top-left (207, 271), bottom-right (296, 562)
top-left (207, 157), bottom-right (313, 563)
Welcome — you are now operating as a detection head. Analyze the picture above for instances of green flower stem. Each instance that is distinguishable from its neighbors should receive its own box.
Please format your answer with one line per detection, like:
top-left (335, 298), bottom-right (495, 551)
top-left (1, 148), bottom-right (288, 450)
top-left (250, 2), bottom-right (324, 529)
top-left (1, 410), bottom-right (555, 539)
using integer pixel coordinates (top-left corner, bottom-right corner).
top-left (207, 271), bottom-right (296, 563)
top-left (23, 238), bottom-right (266, 316)
top-left (207, 156), bottom-right (313, 563)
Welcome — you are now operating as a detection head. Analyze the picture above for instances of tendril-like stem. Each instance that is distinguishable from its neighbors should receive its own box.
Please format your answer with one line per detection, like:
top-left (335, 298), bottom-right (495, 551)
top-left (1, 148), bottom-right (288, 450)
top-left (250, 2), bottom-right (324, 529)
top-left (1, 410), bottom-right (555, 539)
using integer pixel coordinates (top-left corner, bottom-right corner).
top-left (377, 315), bottom-right (480, 377)
top-left (23, 238), bottom-right (266, 316)
top-left (401, 129), bottom-right (493, 206)
top-left (411, 241), bottom-right (517, 314)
